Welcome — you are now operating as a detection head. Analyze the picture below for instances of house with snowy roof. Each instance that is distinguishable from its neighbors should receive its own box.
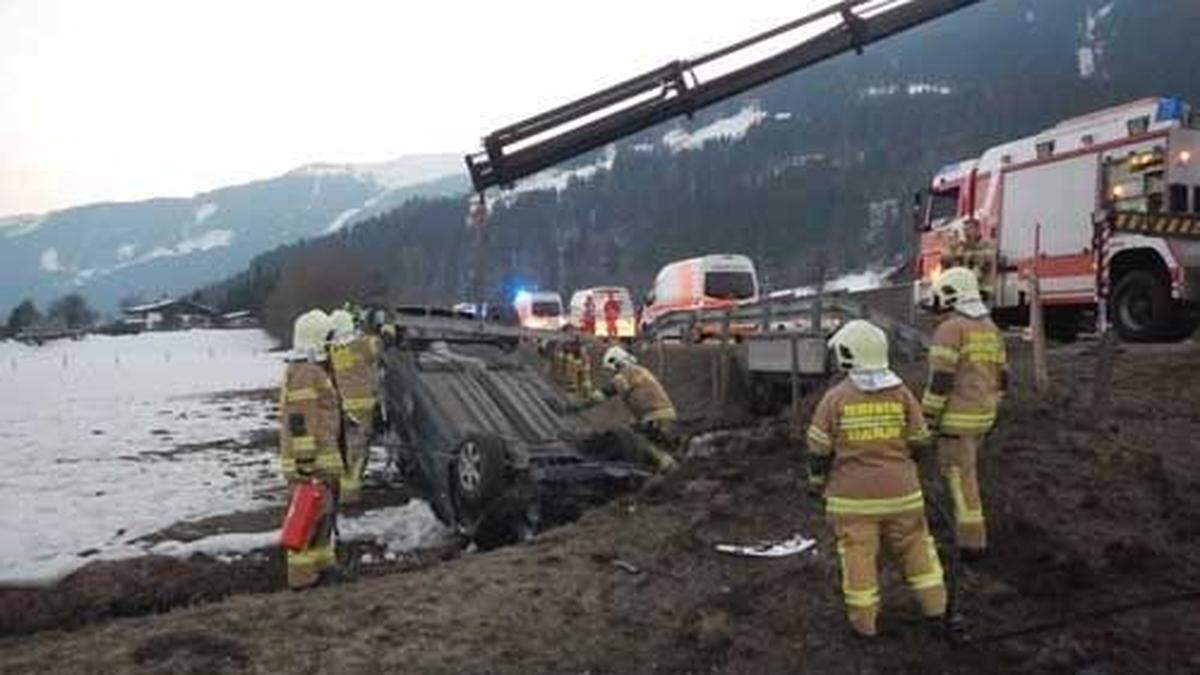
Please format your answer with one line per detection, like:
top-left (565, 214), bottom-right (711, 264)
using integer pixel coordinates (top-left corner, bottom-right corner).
top-left (123, 298), bottom-right (219, 331)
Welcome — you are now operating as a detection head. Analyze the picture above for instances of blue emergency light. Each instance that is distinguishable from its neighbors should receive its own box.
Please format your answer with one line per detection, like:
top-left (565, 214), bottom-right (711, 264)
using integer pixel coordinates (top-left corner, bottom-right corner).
top-left (1157, 97), bottom-right (1188, 123)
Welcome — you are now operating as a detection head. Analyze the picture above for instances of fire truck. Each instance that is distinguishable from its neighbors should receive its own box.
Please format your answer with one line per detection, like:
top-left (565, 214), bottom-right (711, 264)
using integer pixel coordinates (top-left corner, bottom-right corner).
top-left (915, 97), bottom-right (1200, 341)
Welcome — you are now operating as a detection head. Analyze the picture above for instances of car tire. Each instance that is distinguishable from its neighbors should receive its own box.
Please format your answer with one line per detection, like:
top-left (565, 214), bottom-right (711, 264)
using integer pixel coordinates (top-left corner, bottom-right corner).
top-left (451, 435), bottom-right (507, 521)
top-left (1110, 270), bottom-right (1173, 342)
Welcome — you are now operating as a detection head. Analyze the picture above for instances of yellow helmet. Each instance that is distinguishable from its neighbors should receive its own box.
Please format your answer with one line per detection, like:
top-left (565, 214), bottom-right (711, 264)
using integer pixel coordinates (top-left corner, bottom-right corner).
top-left (935, 267), bottom-right (982, 310)
top-left (827, 319), bottom-right (889, 373)
top-left (292, 309), bottom-right (333, 362)
top-left (329, 309), bottom-right (356, 342)
top-left (602, 345), bottom-right (636, 371)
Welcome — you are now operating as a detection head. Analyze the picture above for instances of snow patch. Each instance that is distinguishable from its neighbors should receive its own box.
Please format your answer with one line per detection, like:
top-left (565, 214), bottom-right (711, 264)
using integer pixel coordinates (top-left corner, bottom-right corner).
top-left (40, 248), bottom-right (61, 273)
top-left (1, 215), bottom-right (44, 238)
top-left (292, 154), bottom-right (465, 190)
top-left (325, 207), bottom-right (362, 233)
top-left (490, 145), bottom-right (617, 206)
top-left (194, 202), bottom-right (218, 225)
top-left (770, 266), bottom-right (900, 300)
top-left (116, 244), bottom-right (136, 261)
top-left (1079, 2), bottom-right (1115, 80)
top-left (631, 142), bottom-right (656, 153)
top-left (862, 83), bottom-right (953, 98)
top-left (662, 104), bottom-right (768, 153)
top-left (142, 230), bottom-right (234, 262)
top-left (774, 112), bottom-right (794, 121)
top-left (0, 330), bottom-right (283, 584)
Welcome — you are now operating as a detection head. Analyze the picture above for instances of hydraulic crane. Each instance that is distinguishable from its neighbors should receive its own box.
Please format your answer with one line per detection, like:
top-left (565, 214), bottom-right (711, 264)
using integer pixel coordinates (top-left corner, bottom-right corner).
top-left (466, 0), bottom-right (985, 193)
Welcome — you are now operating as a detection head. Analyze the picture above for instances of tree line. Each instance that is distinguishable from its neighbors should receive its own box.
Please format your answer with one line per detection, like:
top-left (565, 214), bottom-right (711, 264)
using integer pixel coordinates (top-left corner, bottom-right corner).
top-left (4, 294), bottom-right (98, 337)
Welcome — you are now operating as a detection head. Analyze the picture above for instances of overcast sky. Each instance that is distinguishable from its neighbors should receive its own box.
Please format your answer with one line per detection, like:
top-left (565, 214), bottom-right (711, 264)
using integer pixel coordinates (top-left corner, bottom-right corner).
top-left (0, 0), bottom-right (852, 216)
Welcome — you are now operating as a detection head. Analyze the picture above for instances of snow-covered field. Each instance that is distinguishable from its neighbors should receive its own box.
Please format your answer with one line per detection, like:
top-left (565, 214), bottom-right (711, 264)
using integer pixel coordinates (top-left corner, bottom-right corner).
top-left (0, 328), bottom-right (452, 586)
top-left (0, 330), bottom-right (285, 584)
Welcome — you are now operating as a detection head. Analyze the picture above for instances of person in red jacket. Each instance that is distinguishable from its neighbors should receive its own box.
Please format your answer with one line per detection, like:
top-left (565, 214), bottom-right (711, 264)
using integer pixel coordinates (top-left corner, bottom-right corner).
top-left (582, 295), bottom-right (597, 335)
top-left (603, 293), bottom-right (621, 339)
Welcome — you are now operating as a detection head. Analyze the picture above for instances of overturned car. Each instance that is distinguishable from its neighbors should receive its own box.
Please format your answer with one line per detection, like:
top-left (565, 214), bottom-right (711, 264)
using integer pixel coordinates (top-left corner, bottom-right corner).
top-left (379, 329), bottom-right (649, 548)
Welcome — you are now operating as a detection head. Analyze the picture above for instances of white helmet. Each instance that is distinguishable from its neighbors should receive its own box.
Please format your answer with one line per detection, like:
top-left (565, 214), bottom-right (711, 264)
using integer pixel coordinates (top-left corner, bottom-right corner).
top-left (828, 320), bottom-right (901, 391)
top-left (828, 319), bottom-right (889, 373)
top-left (602, 345), bottom-right (636, 371)
top-left (934, 267), bottom-right (986, 316)
top-left (329, 308), bottom-right (357, 342)
top-left (292, 309), bottom-right (333, 362)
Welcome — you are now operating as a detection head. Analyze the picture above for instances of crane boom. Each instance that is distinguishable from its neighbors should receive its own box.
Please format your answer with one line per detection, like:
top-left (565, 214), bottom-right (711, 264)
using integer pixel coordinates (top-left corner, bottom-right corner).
top-left (466, 0), bottom-right (984, 192)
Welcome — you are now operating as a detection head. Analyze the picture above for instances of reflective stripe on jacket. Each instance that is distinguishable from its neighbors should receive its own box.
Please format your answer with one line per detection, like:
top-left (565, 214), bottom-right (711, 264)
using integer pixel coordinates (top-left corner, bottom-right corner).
top-left (922, 314), bottom-right (1005, 435)
top-left (279, 361), bottom-right (344, 483)
top-left (330, 336), bottom-right (380, 420)
top-left (613, 364), bottom-right (676, 424)
top-left (802, 378), bottom-right (930, 507)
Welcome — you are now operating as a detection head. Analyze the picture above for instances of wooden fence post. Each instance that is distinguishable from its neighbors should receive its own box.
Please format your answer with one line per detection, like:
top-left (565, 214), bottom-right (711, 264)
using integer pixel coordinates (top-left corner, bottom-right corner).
top-left (1030, 223), bottom-right (1051, 393)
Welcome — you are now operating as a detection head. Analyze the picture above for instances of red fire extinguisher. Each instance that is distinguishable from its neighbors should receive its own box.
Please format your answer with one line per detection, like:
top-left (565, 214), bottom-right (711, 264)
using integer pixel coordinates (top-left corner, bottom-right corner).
top-left (280, 479), bottom-right (328, 551)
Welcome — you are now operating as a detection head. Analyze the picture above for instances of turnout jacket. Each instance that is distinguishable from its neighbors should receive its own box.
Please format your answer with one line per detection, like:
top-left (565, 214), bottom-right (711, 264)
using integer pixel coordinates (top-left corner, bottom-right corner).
top-left (806, 379), bottom-right (931, 515)
top-left (921, 313), bottom-right (1006, 435)
top-left (612, 364), bottom-right (676, 424)
top-left (329, 336), bottom-right (381, 422)
top-left (279, 361), bottom-right (344, 483)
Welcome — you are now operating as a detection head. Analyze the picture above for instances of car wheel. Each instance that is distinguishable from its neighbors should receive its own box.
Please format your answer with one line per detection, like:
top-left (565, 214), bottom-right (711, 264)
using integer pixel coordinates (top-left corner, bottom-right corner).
top-left (451, 435), bottom-right (507, 521)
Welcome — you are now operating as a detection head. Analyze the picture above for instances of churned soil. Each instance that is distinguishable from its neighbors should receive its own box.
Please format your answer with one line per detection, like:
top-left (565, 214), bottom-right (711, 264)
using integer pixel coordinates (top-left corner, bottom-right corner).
top-left (3, 339), bottom-right (1200, 673)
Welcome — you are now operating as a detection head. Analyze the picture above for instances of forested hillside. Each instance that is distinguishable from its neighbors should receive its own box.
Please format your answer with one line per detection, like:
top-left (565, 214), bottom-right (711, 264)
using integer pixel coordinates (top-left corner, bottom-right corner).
top-left (199, 0), bottom-right (1200, 336)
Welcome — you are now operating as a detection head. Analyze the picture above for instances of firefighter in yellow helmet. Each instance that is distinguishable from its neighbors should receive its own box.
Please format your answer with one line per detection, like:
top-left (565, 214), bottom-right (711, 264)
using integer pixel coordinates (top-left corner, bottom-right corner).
top-left (599, 345), bottom-right (678, 473)
top-left (328, 308), bottom-right (382, 506)
top-left (804, 320), bottom-right (946, 638)
top-left (920, 267), bottom-right (1007, 559)
top-left (279, 309), bottom-right (344, 589)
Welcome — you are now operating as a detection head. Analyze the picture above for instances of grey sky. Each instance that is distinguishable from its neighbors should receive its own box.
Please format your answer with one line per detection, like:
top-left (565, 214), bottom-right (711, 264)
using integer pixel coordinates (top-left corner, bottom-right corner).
top-left (0, 0), bottom-right (843, 216)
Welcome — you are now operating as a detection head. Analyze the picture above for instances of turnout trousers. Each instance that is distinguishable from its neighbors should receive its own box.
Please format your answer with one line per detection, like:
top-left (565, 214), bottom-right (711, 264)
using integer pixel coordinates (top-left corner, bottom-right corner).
top-left (830, 509), bottom-right (947, 636)
top-left (286, 481), bottom-right (338, 590)
top-left (340, 421), bottom-right (371, 505)
top-left (937, 434), bottom-right (986, 551)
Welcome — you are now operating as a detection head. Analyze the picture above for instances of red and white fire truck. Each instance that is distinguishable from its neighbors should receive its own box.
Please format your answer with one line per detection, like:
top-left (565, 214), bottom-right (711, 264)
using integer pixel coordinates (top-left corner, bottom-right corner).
top-left (915, 97), bottom-right (1200, 341)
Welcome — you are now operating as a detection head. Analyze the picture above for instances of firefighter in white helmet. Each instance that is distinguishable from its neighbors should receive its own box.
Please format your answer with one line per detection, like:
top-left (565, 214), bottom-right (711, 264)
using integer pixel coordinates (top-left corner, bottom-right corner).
top-left (278, 309), bottom-right (344, 589)
top-left (802, 320), bottom-right (946, 637)
top-left (327, 308), bottom-right (382, 505)
top-left (920, 267), bottom-right (1007, 559)
top-left (599, 345), bottom-right (678, 472)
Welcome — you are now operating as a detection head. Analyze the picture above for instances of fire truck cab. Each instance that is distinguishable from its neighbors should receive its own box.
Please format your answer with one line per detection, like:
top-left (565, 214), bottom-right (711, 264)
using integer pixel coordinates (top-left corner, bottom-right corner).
top-left (915, 97), bottom-right (1200, 341)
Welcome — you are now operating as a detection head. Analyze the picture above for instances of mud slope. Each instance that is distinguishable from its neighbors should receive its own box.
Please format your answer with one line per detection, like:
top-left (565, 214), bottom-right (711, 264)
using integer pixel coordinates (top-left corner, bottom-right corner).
top-left (3, 340), bottom-right (1200, 673)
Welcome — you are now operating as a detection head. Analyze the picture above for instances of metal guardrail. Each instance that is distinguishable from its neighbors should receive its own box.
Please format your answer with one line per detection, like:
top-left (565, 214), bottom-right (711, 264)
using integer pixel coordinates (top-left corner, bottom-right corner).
top-left (643, 286), bottom-right (929, 362)
top-left (388, 312), bottom-right (595, 345)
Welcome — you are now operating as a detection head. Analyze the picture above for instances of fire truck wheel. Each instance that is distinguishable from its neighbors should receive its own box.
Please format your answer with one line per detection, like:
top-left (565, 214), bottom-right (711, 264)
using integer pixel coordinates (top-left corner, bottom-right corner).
top-left (1110, 270), bottom-right (1172, 342)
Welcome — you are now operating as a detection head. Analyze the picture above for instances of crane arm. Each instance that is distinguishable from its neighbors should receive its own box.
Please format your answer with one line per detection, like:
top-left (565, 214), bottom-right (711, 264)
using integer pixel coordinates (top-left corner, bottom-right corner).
top-left (466, 0), bottom-right (983, 192)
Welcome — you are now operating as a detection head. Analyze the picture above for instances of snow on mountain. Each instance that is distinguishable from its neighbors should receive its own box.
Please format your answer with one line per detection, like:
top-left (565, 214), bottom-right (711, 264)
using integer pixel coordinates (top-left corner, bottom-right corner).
top-left (662, 104), bottom-right (769, 152)
top-left (290, 153), bottom-right (465, 190)
top-left (0, 155), bottom-right (470, 314)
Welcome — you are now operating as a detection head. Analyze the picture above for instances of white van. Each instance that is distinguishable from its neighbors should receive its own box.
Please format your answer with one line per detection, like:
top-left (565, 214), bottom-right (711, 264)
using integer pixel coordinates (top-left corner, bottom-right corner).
top-left (568, 286), bottom-right (637, 339)
top-left (513, 291), bottom-right (566, 331)
top-left (641, 254), bottom-right (760, 337)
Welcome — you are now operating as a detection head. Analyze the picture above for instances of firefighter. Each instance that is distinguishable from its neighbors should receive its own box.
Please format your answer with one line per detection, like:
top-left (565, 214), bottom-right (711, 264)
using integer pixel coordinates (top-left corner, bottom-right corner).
top-left (600, 345), bottom-right (678, 472)
top-left (279, 309), bottom-right (344, 589)
top-left (804, 320), bottom-right (946, 638)
top-left (328, 308), bottom-right (382, 506)
top-left (920, 267), bottom-right (1007, 559)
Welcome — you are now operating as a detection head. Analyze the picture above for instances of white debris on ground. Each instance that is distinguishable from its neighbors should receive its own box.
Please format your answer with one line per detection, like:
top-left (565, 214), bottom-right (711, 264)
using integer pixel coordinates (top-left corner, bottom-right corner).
top-left (0, 330), bottom-right (282, 585)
